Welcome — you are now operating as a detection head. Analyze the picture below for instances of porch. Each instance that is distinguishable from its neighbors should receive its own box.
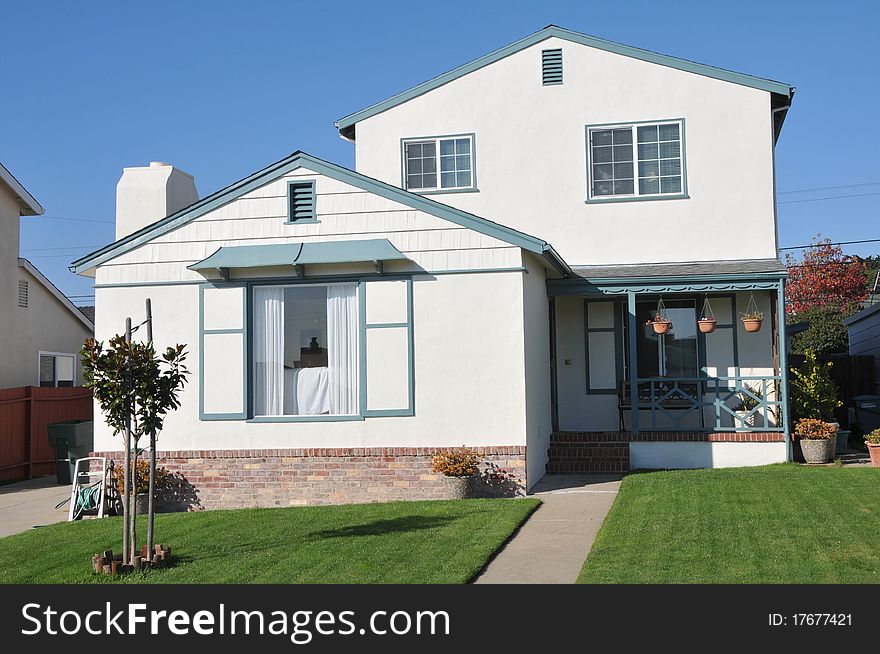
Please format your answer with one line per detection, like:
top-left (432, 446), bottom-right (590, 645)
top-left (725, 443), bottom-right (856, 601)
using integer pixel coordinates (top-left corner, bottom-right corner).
top-left (546, 258), bottom-right (791, 472)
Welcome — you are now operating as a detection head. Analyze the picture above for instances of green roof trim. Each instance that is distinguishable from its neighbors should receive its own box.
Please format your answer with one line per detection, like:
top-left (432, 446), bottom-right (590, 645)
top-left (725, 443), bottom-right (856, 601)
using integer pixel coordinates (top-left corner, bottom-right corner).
top-left (335, 25), bottom-right (794, 138)
top-left (188, 239), bottom-right (409, 272)
top-left (70, 151), bottom-right (570, 276)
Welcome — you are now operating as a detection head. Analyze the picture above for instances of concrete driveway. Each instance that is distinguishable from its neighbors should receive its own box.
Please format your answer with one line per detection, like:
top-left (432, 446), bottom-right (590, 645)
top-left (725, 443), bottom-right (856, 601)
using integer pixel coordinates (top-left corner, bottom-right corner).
top-left (0, 476), bottom-right (71, 538)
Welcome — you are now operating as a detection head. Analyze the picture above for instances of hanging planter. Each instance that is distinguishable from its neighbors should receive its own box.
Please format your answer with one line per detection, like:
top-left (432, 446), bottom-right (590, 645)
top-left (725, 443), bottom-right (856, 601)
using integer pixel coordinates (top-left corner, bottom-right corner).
top-left (698, 296), bottom-right (717, 334)
top-left (647, 297), bottom-right (672, 334)
top-left (741, 292), bottom-right (764, 333)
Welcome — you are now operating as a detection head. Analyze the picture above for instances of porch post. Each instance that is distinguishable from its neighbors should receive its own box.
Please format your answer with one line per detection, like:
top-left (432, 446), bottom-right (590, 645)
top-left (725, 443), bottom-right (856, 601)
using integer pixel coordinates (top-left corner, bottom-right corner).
top-left (627, 291), bottom-right (639, 434)
top-left (776, 279), bottom-right (791, 460)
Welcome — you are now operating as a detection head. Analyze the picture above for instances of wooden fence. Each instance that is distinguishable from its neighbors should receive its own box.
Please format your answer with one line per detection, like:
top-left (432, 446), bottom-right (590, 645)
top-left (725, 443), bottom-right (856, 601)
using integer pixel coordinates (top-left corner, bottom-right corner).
top-left (0, 386), bottom-right (93, 482)
top-left (788, 353), bottom-right (876, 427)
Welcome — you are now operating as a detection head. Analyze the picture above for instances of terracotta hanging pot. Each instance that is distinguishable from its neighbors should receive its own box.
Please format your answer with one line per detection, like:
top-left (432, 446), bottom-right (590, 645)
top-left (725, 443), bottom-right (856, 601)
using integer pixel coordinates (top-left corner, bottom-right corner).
top-left (742, 317), bottom-right (763, 333)
top-left (698, 318), bottom-right (717, 334)
top-left (651, 320), bottom-right (672, 335)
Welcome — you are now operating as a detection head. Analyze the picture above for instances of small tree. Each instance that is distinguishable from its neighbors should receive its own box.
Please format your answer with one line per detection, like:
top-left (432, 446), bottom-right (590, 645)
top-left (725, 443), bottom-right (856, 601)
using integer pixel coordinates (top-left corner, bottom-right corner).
top-left (81, 335), bottom-right (188, 565)
top-left (789, 350), bottom-right (842, 422)
top-left (785, 236), bottom-right (868, 318)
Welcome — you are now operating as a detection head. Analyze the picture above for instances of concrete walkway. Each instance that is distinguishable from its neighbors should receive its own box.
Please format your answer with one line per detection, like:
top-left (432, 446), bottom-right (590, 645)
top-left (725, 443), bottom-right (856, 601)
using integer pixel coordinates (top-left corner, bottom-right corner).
top-left (474, 473), bottom-right (622, 584)
top-left (0, 476), bottom-right (71, 538)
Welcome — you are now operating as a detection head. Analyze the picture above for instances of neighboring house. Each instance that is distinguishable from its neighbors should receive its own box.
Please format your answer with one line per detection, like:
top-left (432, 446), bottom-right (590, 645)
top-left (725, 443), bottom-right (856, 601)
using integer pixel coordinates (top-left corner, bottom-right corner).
top-left (0, 162), bottom-right (94, 389)
top-left (844, 303), bottom-right (880, 394)
top-left (72, 26), bottom-right (794, 508)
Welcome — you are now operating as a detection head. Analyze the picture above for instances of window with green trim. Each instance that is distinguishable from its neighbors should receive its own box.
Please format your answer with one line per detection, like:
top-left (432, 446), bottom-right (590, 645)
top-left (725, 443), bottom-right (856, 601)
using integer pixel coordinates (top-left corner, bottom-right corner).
top-left (403, 135), bottom-right (474, 191)
top-left (588, 120), bottom-right (684, 200)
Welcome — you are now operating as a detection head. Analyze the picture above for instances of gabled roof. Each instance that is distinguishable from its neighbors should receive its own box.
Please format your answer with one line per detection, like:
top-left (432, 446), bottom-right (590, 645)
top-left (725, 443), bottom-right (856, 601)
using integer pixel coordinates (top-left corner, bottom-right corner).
top-left (19, 259), bottom-right (94, 331)
top-left (70, 151), bottom-right (570, 276)
top-left (0, 162), bottom-right (44, 216)
top-left (335, 25), bottom-right (795, 140)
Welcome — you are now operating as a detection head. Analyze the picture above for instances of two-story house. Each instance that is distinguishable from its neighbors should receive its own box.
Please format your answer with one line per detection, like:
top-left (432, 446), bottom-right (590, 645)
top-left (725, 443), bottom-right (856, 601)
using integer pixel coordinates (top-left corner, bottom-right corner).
top-left (72, 26), bottom-right (795, 508)
top-left (1, 161), bottom-right (94, 389)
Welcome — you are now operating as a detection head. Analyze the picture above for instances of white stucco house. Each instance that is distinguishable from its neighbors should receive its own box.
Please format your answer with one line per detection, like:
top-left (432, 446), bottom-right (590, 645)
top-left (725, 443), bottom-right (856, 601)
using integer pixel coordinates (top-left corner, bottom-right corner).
top-left (72, 26), bottom-right (795, 507)
top-left (1, 162), bottom-right (94, 389)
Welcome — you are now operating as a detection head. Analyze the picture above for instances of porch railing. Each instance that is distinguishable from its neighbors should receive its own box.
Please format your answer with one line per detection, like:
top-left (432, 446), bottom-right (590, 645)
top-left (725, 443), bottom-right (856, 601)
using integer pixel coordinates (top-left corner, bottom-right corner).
top-left (625, 375), bottom-right (784, 432)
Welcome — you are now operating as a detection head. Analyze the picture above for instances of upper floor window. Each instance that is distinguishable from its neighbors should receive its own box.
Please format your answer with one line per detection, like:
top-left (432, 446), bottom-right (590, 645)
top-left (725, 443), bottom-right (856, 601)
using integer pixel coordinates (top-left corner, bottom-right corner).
top-left (587, 119), bottom-right (686, 201)
top-left (39, 352), bottom-right (75, 387)
top-left (402, 134), bottom-right (475, 192)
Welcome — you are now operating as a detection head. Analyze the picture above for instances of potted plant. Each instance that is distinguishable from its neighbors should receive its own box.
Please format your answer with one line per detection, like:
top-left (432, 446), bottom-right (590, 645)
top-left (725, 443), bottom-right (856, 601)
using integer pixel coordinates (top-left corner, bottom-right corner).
top-left (732, 388), bottom-right (763, 430)
top-left (794, 418), bottom-right (837, 464)
top-left (740, 310), bottom-right (764, 333)
top-left (789, 350), bottom-right (842, 427)
top-left (835, 428), bottom-right (851, 455)
top-left (698, 297), bottom-right (717, 333)
top-left (431, 447), bottom-right (482, 499)
top-left (647, 312), bottom-right (672, 335)
top-left (115, 460), bottom-right (169, 515)
top-left (865, 428), bottom-right (880, 467)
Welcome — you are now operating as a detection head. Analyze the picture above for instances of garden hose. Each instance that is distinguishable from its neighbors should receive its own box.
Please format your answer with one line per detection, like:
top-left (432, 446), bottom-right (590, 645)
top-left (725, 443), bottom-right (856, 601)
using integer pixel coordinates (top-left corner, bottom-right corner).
top-left (72, 482), bottom-right (103, 520)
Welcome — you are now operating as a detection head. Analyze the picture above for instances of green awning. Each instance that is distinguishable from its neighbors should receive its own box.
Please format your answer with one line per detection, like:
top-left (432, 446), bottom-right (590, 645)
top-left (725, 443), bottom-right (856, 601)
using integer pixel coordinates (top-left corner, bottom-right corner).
top-left (188, 239), bottom-right (409, 276)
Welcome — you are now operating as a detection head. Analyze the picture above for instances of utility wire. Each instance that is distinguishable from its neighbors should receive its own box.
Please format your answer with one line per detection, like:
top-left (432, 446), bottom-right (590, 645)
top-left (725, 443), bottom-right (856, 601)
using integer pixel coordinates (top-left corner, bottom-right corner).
top-left (780, 238), bottom-right (880, 251)
top-left (778, 191), bottom-right (880, 205)
top-left (778, 181), bottom-right (880, 195)
top-left (27, 215), bottom-right (115, 225)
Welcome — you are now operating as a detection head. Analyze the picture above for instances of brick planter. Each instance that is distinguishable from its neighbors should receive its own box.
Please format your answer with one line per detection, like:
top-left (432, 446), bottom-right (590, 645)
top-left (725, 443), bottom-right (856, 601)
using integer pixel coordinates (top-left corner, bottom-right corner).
top-left (91, 446), bottom-right (526, 510)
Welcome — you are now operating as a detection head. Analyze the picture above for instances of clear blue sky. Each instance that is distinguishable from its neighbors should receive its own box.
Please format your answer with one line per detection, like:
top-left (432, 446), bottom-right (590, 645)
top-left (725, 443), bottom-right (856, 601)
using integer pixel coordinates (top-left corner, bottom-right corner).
top-left (3, 0), bottom-right (878, 304)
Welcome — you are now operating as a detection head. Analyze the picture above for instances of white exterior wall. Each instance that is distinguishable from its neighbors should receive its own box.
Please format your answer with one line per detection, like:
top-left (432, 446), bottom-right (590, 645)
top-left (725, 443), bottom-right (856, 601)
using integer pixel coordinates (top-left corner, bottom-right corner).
top-left (522, 254), bottom-right (552, 487)
top-left (92, 165), bottom-right (539, 482)
top-left (353, 36), bottom-right (778, 266)
top-left (630, 442), bottom-right (787, 468)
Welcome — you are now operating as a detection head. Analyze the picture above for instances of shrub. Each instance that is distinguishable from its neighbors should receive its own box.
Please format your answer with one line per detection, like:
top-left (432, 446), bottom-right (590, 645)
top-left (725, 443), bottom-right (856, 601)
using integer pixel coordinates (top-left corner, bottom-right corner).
top-left (789, 350), bottom-right (842, 421)
top-left (790, 305), bottom-right (850, 355)
top-left (432, 448), bottom-right (481, 477)
top-left (865, 429), bottom-right (880, 446)
top-left (794, 418), bottom-right (836, 440)
top-left (115, 459), bottom-right (169, 496)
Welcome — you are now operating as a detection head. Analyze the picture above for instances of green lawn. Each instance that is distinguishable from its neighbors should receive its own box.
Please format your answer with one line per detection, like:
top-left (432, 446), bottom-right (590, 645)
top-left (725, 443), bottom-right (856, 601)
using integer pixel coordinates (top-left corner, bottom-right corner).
top-left (0, 499), bottom-right (539, 584)
top-left (579, 464), bottom-right (880, 584)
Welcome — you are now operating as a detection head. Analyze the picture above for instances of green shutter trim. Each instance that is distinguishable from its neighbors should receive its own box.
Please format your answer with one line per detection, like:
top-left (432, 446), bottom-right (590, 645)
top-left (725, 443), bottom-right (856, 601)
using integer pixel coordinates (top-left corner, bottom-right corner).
top-left (362, 277), bottom-right (415, 417)
top-left (199, 283), bottom-right (248, 421)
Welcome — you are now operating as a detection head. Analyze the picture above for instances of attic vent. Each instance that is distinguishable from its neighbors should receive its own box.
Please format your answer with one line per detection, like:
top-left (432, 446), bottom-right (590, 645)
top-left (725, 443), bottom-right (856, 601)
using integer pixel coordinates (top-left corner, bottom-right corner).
top-left (18, 280), bottom-right (28, 308)
top-left (287, 181), bottom-right (316, 222)
top-left (542, 48), bottom-right (563, 85)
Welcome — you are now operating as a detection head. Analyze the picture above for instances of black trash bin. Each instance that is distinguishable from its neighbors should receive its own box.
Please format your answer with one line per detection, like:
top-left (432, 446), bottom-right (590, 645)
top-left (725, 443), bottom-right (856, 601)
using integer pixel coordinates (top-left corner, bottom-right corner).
top-left (853, 395), bottom-right (880, 434)
top-left (46, 420), bottom-right (94, 485)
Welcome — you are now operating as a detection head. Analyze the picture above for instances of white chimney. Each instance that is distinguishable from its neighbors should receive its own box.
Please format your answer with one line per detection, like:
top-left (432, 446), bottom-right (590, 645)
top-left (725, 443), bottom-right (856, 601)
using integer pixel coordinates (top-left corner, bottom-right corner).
top-left (115, 161), bottom-right (199, 239)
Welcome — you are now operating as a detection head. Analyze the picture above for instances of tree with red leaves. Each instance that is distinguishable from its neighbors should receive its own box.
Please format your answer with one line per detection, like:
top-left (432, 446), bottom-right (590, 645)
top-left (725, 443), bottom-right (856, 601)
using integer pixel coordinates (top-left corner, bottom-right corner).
top-left (785, 236), bottom-right (868, 318)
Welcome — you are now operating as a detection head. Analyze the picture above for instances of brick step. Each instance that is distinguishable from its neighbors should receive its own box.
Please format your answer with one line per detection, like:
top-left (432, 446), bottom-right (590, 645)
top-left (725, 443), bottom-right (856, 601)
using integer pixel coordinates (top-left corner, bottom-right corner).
top-left (546, 460), bottom-right (629, 474)
top-left (550, 432), bottom-right (630, 444)
top-left (547, 446), bottom-right (629, 458)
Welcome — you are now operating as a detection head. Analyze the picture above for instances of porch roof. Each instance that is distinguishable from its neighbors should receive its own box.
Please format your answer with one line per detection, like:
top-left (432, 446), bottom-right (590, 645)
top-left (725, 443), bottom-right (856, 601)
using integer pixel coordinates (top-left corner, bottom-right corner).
top-left (550, 258), bottom-right (786, 295)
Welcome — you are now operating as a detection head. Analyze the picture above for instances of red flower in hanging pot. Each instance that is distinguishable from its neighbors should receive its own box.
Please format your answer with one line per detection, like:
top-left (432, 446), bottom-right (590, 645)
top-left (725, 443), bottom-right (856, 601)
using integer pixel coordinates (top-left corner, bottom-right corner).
top-left (647, 312), bottom-right (672, 334)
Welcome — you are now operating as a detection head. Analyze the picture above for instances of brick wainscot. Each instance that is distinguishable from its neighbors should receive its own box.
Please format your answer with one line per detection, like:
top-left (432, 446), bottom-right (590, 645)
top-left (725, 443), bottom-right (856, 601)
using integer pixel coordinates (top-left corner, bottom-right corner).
top-left (91, 446), bottom-right (527, 510)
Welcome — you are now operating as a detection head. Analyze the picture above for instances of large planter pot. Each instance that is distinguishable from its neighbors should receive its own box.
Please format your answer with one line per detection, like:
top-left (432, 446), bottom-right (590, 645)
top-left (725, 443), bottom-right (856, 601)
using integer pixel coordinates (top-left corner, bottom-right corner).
top-left (835, 429), bottom-right (850, 455)
top-left (442, 474), bottom-right (477, 499)
top-left (867, 443), bottom-right (880, 468)
top-left (697, 319), bottom-right (717, 334)
top-left (742, 318), bottom-right (763, 333)
top-left (651, 320), bottom-right (672, 335)
top-left (800, 438), bottom-right (835, 464)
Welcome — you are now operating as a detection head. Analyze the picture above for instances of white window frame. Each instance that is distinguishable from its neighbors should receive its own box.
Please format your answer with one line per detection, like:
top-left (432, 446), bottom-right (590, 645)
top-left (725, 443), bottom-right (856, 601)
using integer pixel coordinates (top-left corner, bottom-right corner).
top-left (38, 351), bottom-right (76, 388)
top-left (401, 134), bottom-right (476, 193)
top-left (586, 119), bottom-right (686, 202)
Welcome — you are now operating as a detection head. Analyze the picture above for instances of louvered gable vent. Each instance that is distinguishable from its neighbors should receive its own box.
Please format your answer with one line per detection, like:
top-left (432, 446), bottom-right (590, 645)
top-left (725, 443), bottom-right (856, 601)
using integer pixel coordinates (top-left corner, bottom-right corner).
top-left (542, 48), bottom-right (563, 85)
top-left (288, 180), bottom-right (316, 222)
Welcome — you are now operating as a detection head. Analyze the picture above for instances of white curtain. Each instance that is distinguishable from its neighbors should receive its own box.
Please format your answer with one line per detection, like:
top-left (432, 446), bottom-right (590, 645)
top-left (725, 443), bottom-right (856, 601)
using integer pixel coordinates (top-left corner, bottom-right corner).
top-left (253, 287), bottom-right (285, 416)
top-left (327, 284), bottom-right (358, 415)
